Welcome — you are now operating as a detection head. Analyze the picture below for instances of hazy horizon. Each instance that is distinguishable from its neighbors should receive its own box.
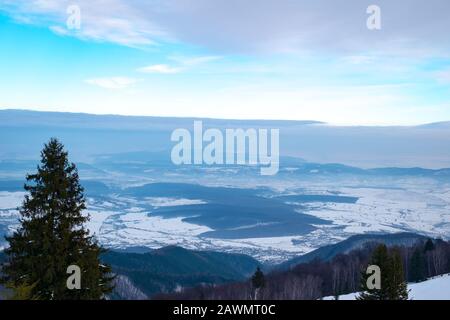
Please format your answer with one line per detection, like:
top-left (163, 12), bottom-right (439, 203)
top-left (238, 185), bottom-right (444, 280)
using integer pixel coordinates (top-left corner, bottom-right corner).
top-left (2, 108), bottom-right (450, 127)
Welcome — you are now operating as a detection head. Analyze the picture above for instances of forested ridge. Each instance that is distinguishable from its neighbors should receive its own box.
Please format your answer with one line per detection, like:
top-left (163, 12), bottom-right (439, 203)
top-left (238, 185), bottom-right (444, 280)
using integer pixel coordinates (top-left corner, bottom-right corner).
top-left (156, 238), bottom-right (450, 300)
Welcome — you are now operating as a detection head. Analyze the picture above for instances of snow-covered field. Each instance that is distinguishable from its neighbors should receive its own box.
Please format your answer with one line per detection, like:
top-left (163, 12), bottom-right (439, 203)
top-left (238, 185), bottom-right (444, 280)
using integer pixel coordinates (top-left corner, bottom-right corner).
top-left (1, 178), bottom-right (450, 263)
top-left (301, 186), bottom-right (450, 238)
top-left (323, 274), bottom-right (450, 300)
top-left (0, 192), bottom-right (25, 209)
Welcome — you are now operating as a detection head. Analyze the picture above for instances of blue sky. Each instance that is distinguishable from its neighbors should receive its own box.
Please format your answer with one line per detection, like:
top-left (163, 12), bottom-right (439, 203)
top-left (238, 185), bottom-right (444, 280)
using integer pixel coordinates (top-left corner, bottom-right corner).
top-left (0, 0), bottom-right (450, 125)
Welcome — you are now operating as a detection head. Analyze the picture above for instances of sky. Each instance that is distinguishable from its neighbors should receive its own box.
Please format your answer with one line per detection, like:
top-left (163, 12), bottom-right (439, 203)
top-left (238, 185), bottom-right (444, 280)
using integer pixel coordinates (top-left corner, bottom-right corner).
top-left (0, 0), bottom-right (450, 125)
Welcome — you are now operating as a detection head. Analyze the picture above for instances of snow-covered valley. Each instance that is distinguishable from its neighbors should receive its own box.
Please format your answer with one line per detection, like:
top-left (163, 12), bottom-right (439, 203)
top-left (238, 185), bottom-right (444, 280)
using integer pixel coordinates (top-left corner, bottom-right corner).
top-left (2, 173), bottom-right (450, 263)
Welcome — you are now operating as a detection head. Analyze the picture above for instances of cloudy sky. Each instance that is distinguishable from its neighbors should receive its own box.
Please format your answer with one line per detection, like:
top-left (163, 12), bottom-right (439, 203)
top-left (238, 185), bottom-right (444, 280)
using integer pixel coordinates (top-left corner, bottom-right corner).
top-left (0, 0), bottom-right (449, 125)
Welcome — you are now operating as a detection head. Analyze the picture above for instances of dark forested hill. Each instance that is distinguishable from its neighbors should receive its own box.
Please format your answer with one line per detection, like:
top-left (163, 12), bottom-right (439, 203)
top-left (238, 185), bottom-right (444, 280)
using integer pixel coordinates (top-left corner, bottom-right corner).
top-left (1, 246), bottom-right (260, 300)
top-left (160, 235), bottom-right (450, 300)
top-left (102, 246), bottom-right (261, 299)
top-left (2, 234), bottom-right (449, 300)
top-left (278, 232), bottom-right (428, 271)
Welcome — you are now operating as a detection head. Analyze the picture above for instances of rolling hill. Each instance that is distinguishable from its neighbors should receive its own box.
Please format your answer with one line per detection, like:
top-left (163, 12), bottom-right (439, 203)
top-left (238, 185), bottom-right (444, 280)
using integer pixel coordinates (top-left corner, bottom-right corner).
top-left (278, 233), bottom-right (428, 271)
top-left (102, 246), bottom-right (261, 299)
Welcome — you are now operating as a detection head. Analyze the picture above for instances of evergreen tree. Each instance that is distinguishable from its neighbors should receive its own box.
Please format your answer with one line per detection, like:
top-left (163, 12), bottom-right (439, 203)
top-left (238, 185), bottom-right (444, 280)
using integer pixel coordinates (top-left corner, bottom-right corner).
top-left (386, 248), bottom-right (408, 300)
top-left (409, 247), bottom-right (426, 282)
top-left (5, 281), bottom-right (40, 300)
top-left (358, 245), bottom-right (408, 300)
top-left (357, 244), bottom-right (390, 300)
top-left (424, 239), bottom-right (435, 252)
top-left (251, 267), bottom-right (265, 300)
top-left (0, 138), bottom-right (114, 299)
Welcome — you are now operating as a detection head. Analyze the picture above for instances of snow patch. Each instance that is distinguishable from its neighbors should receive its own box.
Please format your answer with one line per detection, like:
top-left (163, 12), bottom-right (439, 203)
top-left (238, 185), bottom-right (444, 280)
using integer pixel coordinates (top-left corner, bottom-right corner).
top-left (323, 273), bottom-right (450, 300)
top-left (144, 197), bottom-right (206, 207)
top-left (0, 192), bottom-right (26, 209)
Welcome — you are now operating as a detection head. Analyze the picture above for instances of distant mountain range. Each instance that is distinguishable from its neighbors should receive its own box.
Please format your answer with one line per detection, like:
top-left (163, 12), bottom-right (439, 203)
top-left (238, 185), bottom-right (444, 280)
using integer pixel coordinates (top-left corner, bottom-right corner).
top-left (3, 156), bottom-right (450, 184)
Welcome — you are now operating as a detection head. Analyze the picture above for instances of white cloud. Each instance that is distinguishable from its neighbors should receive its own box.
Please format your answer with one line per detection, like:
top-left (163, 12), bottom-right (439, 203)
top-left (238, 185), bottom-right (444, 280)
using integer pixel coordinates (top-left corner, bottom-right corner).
top-left (49, 25), bottom-right (69, 36)
top-left (0, 0), bottom-right (165, 47)
top-left (137, 64), bottom-right (181, 74)
top-left (169, 55), bottom-right (222, 66)
top-left (1, 0), bottom-right (450, 55)
top-left (85, 77), bottom-right (139, 89)
top-left (137, 56), bottom-right (221, 74)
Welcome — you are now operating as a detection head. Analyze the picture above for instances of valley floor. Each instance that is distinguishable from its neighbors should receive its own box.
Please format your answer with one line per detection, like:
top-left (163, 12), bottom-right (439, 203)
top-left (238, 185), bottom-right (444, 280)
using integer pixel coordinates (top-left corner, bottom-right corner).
top-left (2, 171), bottom-right (450, 263)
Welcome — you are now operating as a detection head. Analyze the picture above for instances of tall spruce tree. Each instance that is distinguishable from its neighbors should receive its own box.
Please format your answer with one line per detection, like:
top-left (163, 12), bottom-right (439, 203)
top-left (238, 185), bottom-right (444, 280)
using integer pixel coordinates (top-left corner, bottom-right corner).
top-left (251, 267), bottom-right (265, 300)
top-left (386, 248), bottom-right (408, 300)
top-left (357, 244), bottom-right (390, 300)
top-left (424, 239), bottom-right (435, 252)
top-left (358, 244), bottom-right (408, 300)
top-left (1, 139), bottom-right (114, 299)
top-left (409, 247), bottom-right (426, 282)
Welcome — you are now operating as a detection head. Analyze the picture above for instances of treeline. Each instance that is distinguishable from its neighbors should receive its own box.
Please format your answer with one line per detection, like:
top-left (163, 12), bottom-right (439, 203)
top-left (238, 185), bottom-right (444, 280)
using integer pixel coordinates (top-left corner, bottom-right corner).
top-left (155, 239), bottom-right (450, 300)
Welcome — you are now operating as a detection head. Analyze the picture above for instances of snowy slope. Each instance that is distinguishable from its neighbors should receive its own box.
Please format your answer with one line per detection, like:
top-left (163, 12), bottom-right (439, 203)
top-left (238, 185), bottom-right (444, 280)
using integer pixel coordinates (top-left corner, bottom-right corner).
top-left (324, 274), bottom-right (450, 300)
